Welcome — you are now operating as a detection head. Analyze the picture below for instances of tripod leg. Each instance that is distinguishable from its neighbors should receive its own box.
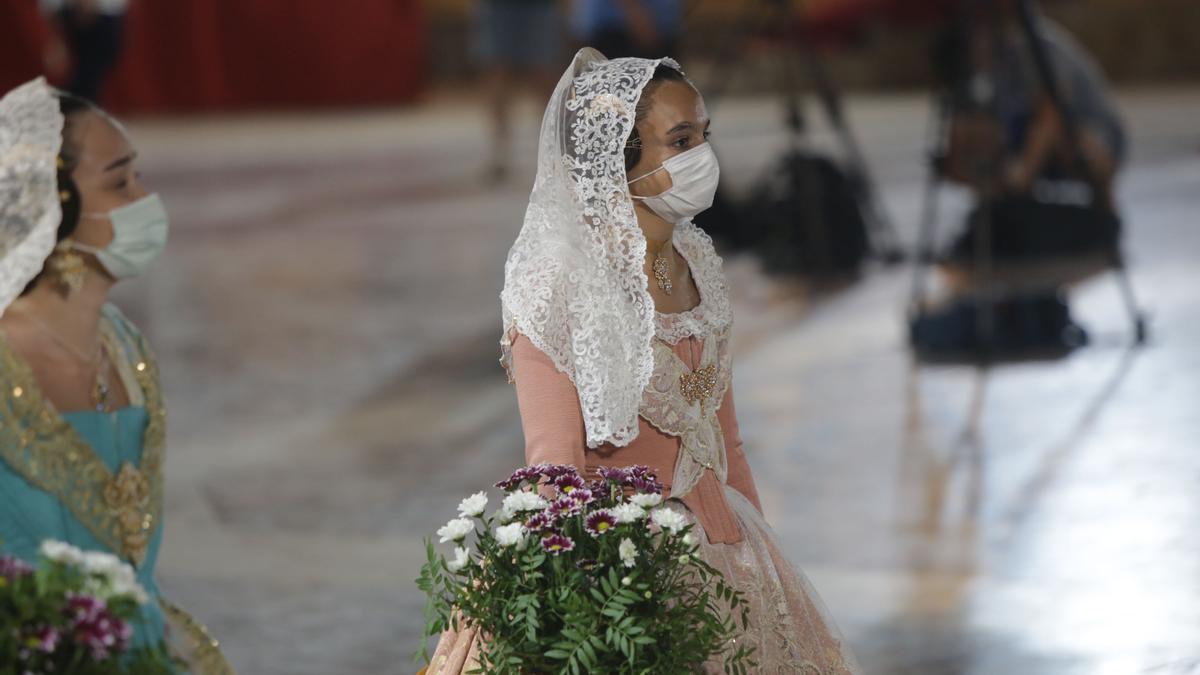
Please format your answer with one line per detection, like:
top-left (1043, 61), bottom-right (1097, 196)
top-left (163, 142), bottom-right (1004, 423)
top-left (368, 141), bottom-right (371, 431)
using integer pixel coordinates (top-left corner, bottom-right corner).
top-left (1108, 248), bottom-right (1149, 344)
top-left (797, 41), bottom-right (902, 261)
top-left (909, 96), bottom-right (953, 317)
top-left (973, 190), bottom-right (997, 363)
top-left (909, 169), bottom-right (944, 314)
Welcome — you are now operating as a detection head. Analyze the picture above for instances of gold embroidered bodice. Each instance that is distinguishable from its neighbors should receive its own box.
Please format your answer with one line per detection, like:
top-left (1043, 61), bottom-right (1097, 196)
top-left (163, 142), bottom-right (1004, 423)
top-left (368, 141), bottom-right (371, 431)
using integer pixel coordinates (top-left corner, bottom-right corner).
top-left (0, 307), bottom-right (165, 567)
top-left (0, 304), bottom-right (235, 674)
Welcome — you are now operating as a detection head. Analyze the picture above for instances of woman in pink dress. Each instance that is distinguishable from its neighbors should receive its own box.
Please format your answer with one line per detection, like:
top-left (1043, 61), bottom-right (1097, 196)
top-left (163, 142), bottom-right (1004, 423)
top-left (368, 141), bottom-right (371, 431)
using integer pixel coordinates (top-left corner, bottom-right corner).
top-left (426, 48), bottom-right (860, 674)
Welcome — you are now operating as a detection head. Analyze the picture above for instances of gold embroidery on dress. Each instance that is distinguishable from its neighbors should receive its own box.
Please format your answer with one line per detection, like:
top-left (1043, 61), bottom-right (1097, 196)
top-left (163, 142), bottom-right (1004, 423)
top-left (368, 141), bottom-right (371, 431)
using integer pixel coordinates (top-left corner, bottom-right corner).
top-left (160, 597), bottom-right (237, 675)
top-left (104, 462), bottom-right (153, 566)
top-left (0, 309), bottom-right (165, 568)
top-left (679, 363), bottom-right (718, 405)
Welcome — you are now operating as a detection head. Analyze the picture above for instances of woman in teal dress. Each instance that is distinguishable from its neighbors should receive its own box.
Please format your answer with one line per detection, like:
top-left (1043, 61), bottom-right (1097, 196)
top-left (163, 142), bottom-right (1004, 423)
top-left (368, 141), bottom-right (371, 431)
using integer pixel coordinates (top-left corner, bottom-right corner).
top-left (0, 78), bottom-right (233, 674)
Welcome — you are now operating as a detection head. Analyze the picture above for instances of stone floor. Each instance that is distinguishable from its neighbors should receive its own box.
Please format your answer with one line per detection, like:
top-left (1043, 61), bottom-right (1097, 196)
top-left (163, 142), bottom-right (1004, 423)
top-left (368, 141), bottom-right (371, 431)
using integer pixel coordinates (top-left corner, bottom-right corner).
top-left (106, 87), bottom-right (1200, 674)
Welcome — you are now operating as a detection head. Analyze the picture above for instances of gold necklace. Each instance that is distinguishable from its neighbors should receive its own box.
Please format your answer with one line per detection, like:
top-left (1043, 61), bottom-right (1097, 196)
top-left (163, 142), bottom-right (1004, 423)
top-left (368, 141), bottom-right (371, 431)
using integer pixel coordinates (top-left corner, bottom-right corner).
top-left (11, 307), bottom-right (112, 412)
top-left (650, 238), bottom-right (673, 295)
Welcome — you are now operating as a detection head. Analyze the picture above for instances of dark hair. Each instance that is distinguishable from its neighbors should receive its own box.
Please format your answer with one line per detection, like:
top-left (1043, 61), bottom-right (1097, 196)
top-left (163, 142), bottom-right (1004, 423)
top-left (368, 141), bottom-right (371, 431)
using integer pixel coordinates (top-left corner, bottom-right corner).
top-left (624, 64), bottom-right (689, 174)
top-left (20, 93), bottom-right (97, 295)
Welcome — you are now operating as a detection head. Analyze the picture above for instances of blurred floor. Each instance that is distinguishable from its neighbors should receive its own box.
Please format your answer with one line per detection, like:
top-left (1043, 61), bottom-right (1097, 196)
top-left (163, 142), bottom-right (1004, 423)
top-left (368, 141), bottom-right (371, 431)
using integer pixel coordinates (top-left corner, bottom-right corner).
top-left (111, 87), bottom-right (1200, 674)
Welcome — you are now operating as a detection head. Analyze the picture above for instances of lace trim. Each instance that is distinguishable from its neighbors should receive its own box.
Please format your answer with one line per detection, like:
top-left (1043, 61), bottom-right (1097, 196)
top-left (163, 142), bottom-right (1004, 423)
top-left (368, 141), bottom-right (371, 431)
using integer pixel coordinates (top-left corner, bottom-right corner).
top-left (0, 306), bottom-right (165, 568)
top-left (638, 327), bottom-right (732, 500)
top-left (653, 221), bottom-right (733, 345)
top-left (0, 78), bottom-right (63, 316)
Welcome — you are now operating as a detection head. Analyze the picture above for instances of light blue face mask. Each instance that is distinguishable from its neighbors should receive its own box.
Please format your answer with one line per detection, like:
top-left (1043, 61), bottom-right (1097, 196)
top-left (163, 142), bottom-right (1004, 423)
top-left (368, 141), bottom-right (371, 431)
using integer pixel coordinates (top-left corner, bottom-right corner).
top-left (75, 193), bottom-right (170, 280)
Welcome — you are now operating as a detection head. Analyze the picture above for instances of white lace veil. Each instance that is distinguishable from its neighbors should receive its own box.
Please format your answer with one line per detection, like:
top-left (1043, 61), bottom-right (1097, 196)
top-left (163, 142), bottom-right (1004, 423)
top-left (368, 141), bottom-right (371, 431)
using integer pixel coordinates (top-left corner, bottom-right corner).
top-left (0, 78), bottom-right (64, 317)
top-left (500, 48), bottom-right (730, 449)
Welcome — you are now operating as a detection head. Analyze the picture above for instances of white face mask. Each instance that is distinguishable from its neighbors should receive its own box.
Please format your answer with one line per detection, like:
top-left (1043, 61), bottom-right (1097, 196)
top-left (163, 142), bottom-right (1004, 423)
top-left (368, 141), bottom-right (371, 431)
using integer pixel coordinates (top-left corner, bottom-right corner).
top-left (76, 193), bottom-right (170, 279)
top-left (627, 142), bottom-right (720, 223)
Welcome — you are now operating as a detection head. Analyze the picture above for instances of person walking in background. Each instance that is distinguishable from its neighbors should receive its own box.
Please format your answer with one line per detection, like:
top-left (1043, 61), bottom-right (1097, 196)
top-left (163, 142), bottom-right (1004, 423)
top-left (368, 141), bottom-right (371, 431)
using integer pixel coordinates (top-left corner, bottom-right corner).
top-left (572, 0), bottom-right (683, 59)
top-left (475, 0), bottom-right (563, 182)
top-left (40, 0), bottom-right (133, 102)
top-left (943, 0), bottom-right (1126, 208)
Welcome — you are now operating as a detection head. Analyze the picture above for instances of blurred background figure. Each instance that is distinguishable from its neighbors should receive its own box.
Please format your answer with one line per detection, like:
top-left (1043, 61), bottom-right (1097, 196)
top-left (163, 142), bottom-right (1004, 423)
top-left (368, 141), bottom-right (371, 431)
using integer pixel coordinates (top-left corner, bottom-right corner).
top-left (39, 0), bottom-right (132, 102)
top-left (909, 0), bottom-right (1140, 362)
top-left (572, 0), bottom-right (683, 59)
top-left (475, 0), bottom-right (563, 181)
top-left (941, 0), bottom-right (1126, 208)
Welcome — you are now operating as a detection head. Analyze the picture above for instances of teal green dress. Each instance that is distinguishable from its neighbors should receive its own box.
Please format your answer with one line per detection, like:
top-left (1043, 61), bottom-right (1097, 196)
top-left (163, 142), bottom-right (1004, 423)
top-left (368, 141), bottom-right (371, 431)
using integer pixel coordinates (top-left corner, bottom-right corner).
top-left (0, 304), bottom-right (232, 674)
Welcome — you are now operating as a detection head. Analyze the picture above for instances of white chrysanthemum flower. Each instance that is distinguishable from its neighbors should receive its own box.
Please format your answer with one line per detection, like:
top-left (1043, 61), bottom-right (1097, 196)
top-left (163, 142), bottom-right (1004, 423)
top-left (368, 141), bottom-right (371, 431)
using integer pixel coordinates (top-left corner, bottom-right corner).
top-left (494, 522), bottom-right (527, 548)
top-left (629, 493), bottom-right (662, 509)
top-left (106, 563), bottom-right (150, 604)
top-left (501, 491), bottom-right (549, 519)
top-left (650, 507), bottom-right (687, 534)
top-left (682, 533), bottom-right (697, 548)
top-left (447, 546), bottom-right (471, 573)
top-left (39, 540), bottom-right (84, 565)
top-left (61, 548), bottom-right (150, 604)
top-left (437, 517), bottom-right (475, 543)
top-left (457, 491), bottom-right (489, 518)
top-left (618, 538), bottom-right (637, 568)
top-left (611, 503), bottom-right (646, 524)
top-left (81, 550), bottom-right (123, 576)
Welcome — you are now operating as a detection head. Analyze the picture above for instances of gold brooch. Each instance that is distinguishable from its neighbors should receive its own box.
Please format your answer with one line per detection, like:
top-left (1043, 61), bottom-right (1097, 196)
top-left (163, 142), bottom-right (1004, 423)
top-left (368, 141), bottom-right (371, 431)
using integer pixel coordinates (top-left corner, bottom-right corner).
top-left (679, 364), bottom-right (718, 405)
top-left (104, 463), bottom-right (152, 565)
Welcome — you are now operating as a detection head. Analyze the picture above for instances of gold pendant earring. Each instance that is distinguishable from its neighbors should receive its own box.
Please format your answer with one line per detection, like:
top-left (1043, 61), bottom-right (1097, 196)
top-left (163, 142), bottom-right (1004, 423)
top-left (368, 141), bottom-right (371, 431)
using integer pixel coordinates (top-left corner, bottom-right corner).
top-left (48, 240), bottom-right (87, 297)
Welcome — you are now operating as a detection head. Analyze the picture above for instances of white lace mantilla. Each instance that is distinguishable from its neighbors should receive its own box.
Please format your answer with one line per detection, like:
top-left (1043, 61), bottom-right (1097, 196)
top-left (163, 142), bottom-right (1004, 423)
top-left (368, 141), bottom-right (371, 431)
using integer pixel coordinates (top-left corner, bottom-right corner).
top-left (500, 48), bottom-right (733, 449)
top-left (0, 78), bottom-right (63, 316)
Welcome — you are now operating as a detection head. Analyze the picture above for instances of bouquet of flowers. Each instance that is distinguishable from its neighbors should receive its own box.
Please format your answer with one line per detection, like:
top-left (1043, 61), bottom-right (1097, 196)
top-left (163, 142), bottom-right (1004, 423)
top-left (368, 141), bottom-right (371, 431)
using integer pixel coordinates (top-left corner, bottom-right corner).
top-left (0, 540), bottom-right (174, 674)
top-left (416, 464), bottom-right (755, 674)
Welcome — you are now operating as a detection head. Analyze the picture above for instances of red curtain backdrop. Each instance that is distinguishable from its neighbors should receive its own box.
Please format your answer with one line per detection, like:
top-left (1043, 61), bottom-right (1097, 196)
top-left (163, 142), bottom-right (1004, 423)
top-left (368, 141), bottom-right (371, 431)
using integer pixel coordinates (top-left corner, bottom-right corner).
top-left (1, 0), bottom-right (425, 113)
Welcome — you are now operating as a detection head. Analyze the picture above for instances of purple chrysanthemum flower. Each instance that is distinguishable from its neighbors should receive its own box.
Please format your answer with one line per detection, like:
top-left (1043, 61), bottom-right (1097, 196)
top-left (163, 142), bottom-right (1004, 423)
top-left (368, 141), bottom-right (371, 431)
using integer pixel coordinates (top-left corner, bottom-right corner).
top-left (541, 464), bottom-right (579, 480)
top-left (584, 510), bottom-right (618, 537)
top-left (598, 466), bottom-right (630, 482)
top-left (554, 474), bottom-right (586, 495)
top-left (629, 477), bottom-right (663, 495)
top-left (549, 496), bottom-right (583, 518)
top-left (541, 534), bottom-right (575, 555)
top-left (568, 488), bottom-right (596, 506)
top-left (524, 511), bottom-right (558, 532)
top-left (626, 466), bottom-right (664, 493)
top-left (64, 594), bottom-right (130, 661)
top-left (34, 625), bottom-right (59, 653)
top-left (596, 466), bottom-right (664, 494)
top-left (65, 593), bottom-right (107, 623)
top-left (0, 554), bottom-right (33, 580)
top-left (495, 465), bottom-right (543, 490)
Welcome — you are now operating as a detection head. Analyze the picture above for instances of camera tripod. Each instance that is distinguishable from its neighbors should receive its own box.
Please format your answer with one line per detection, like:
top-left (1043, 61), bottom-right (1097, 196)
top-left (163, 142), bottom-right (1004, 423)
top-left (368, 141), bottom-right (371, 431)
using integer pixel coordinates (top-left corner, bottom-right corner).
top-left (700, 0), bottom-right (904, 265)
top-left (907, 0), bottom-right (1148, 362)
